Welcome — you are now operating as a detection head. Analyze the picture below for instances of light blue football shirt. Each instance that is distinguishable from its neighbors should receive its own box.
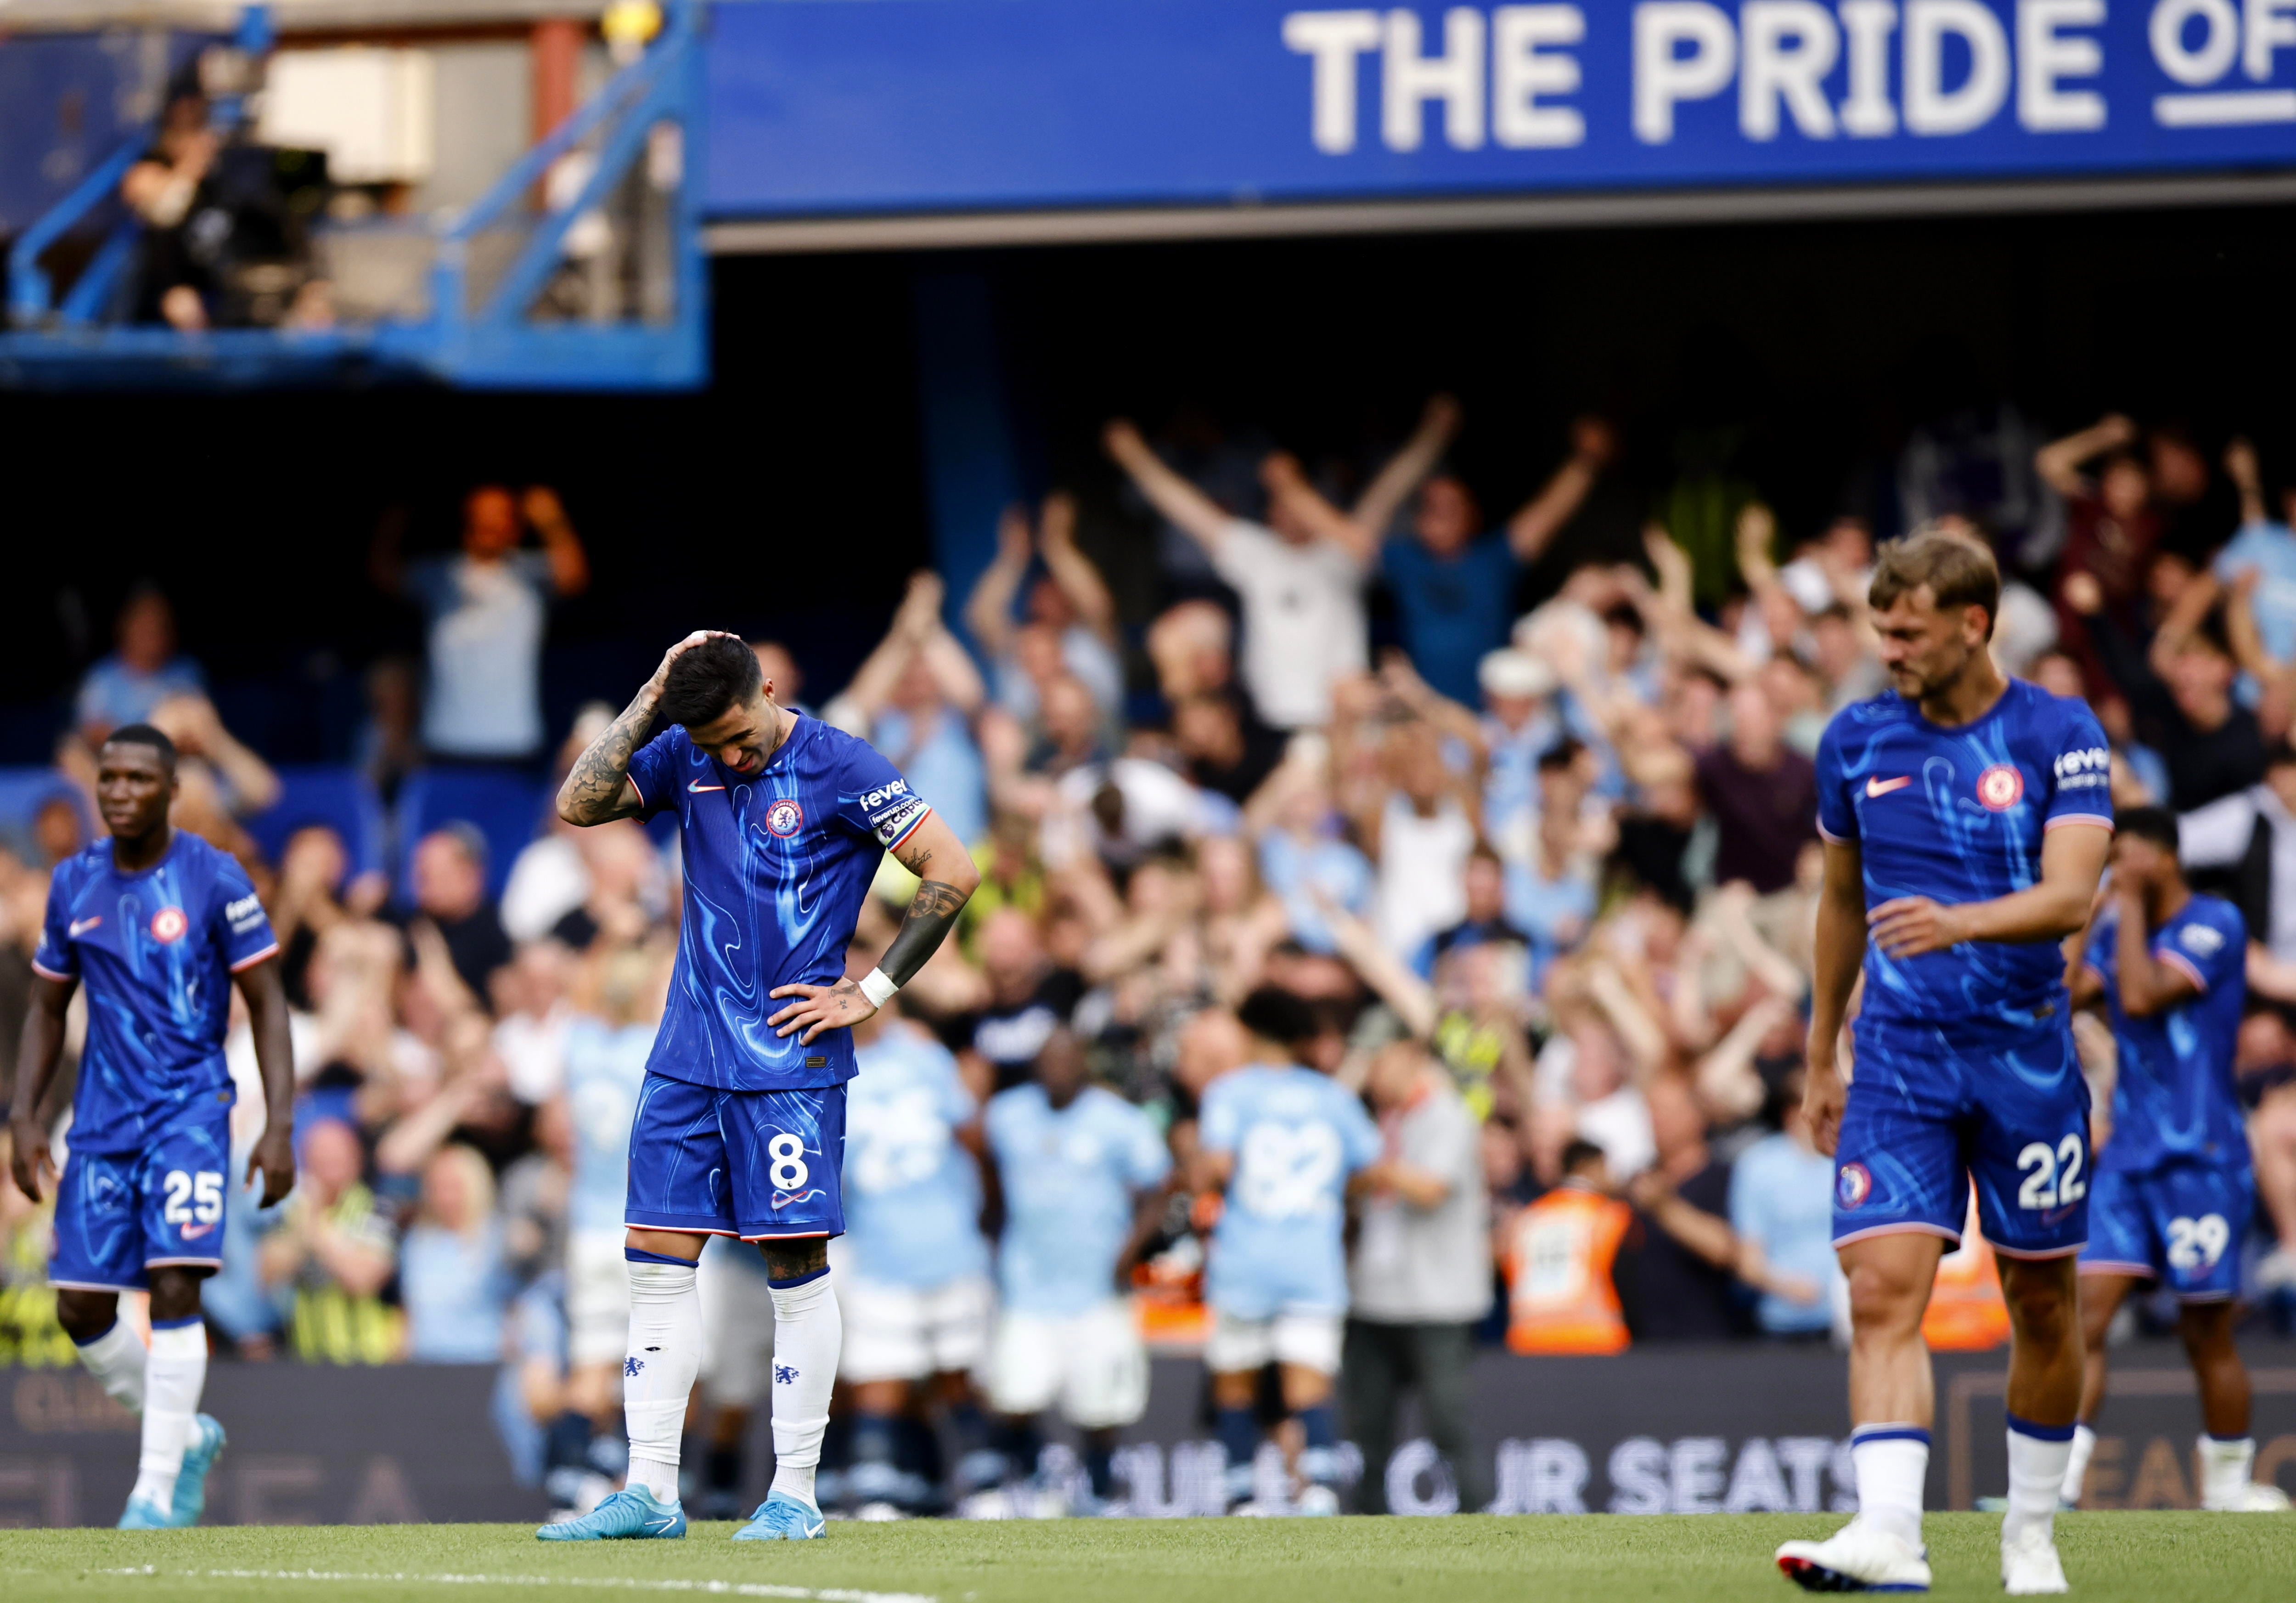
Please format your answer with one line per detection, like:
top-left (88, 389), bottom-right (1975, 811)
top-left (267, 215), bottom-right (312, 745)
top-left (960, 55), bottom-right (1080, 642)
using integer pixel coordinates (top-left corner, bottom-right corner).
top-left (1198, 1063), bottom-right (1381, 1320)
top-left (562, 1016), bottom-right (652, 1237)
top-left (841, 1023), bottom-right (989, 1289)
top-left (985, 1082), bottom-right (1170, 1316)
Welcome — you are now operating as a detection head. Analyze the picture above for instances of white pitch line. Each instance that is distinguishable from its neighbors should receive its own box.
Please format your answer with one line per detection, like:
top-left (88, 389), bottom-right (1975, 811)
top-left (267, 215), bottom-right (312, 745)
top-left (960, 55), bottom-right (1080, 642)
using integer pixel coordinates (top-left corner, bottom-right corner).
top-left (90, 1565), bottom-right (936, 1603)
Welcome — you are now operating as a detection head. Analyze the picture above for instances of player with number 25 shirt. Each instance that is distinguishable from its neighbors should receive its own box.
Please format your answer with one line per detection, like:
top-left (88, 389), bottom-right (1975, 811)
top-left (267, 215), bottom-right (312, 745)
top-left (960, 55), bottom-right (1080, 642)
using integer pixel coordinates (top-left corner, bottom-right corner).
top-left (10, 724), bottom-right (298, 1532)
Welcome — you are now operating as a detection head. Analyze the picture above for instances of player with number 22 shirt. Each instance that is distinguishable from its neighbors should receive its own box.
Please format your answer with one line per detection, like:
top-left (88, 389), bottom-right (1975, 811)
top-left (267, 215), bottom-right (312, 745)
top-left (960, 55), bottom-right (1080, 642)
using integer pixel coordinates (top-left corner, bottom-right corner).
top-left (542, 632), bottom-right (978, 1544)
top-left (1777, 531), bottom-right (2113, 1596)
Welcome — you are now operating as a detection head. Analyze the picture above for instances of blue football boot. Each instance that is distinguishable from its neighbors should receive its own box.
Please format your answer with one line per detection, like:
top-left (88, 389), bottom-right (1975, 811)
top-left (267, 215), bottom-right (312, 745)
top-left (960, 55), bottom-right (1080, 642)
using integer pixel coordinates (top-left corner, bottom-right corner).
top-left (732, 1490), bottom-right (827, 1541)
top-left (536, 1485), bottom-right (688, 1541)
top-left (117, 1495), bottom-right (173, 1530)
top-left (171, 1415), bottom-right (226, 1527)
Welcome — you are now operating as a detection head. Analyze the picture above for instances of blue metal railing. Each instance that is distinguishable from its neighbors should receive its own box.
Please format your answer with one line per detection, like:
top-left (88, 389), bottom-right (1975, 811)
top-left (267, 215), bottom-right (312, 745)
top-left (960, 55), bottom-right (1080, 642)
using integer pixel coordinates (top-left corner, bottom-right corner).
top-left (0, 0), bottom-right (706, 391)
top-left (6, 133), bottom-right (147, 327)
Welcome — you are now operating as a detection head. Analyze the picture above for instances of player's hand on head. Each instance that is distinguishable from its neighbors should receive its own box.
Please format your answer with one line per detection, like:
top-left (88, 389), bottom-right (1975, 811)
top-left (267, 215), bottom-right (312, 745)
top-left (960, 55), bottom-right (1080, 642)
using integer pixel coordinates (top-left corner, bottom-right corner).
top-left (767, 978), bottom-right (878, 1044)
top-left (1867, 895), bottom-right (1966, 958)
top-left (650, 629), bottom-right (739, 689)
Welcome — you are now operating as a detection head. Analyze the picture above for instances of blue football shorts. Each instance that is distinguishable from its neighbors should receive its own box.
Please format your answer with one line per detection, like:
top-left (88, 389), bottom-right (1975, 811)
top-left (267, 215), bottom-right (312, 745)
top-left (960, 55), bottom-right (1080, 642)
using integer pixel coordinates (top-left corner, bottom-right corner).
top-left (2079, 1160), bottom-right (2254, 1301)
top-left (624, 1070), bottom-right (847, 1241)
top-left (1832, 1015), bottom-right (2091, 1259)
top-left (49, 1114), bottom-right (233, 1292)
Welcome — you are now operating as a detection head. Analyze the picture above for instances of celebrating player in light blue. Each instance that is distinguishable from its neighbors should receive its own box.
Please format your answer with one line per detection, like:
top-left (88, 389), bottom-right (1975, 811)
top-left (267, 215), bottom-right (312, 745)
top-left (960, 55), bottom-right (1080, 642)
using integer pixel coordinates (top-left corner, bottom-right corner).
top-left (2062, 807), bottom-right (2290, 1513)
top-left (1776, 530), bottom-right (2113, 1596)
top-left (1197, 987), bottom-right (1380, 1516)
top-left (836, 936), bottom-right (994, 1514)
top-left (540, 632), bottom-right (978, 1543)
top-left (980, 1025), bottom-right (1171, 1515)
top-left (8, 724), bottom-right (298, 1529)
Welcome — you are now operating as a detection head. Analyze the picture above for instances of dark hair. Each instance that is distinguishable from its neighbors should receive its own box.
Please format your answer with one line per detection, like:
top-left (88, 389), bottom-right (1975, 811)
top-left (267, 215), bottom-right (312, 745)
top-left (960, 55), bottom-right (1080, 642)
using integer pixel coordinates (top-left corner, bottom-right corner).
top-left (1236, 984), bottom-right (1320, 1050)
top-left (1559, 1139), bottom-right (1608, 1177)
top-left (659, 636), bottom-right (762, 728)
top-left (2116, 806), bottom-right (2179, 854)
top-left (1868, 527), bottom-right (2001, 639)
top-left (2268, 741), bottom-right (2296, 772)
top-left (102, 723), bottom-right (178, 776)
top-left (1536, 736), bottom-right (1586, 774)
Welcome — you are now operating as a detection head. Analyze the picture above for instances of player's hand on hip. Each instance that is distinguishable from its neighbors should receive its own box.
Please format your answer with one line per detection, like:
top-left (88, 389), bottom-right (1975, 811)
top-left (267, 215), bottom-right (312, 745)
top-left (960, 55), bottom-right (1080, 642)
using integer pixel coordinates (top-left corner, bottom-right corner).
top-left (769, 978), bottom-right (878, 1044)
top-left (1867, 895), bottom-right (1967, 958)
top-left (248, 1123), bottom-right (297, 1208)
top-left (7, 1116), bottom-right (50, 1203)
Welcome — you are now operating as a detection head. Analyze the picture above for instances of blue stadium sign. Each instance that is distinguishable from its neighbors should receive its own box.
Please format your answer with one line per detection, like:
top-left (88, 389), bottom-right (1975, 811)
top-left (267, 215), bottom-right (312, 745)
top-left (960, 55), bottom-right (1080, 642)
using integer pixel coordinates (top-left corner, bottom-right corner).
top-left (706, 0), bottom-right (2296, 218)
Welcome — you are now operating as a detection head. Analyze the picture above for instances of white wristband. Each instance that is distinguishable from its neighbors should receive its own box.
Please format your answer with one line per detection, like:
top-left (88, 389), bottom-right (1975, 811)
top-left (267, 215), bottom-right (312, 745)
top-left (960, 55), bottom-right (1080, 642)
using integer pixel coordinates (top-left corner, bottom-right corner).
top-left (858, 967), bottom-right (900, 1009)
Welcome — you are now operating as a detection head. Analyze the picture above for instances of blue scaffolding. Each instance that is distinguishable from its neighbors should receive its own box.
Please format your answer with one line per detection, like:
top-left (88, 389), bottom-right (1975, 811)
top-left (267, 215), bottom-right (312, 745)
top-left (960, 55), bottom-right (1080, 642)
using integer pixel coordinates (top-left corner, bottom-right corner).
top-left (0, 3), bottom-right (708, 392)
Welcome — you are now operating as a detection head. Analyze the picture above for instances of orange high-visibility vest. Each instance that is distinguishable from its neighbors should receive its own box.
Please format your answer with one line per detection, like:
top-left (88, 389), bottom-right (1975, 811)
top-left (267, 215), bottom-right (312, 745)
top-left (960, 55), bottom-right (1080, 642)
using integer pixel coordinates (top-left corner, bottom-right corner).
top-left (1504, 1183), bottom-right (1633, 1355)
top-left (1923, 1201), bottom-right (2011, 1352)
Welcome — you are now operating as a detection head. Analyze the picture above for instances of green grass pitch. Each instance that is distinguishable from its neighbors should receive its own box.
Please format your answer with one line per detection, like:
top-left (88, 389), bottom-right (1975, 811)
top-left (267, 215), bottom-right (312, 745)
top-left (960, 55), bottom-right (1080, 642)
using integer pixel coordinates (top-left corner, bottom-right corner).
top-left (1, 1514), bottom-right (2290, 1603)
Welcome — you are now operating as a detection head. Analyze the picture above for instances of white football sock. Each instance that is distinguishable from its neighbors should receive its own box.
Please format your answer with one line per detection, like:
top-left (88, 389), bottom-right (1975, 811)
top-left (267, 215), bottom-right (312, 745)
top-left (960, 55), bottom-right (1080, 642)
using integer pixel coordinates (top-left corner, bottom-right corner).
top-left (73, 1318), bottom-right (146, 1415)
top-left (2060, 1424), bottom-right (2096, 1506)
top-left (2198, 1434), bottom-right (2256, 1510)
top-left (129, 1320), bottom-right (206, 1512)
top-left (1848, 1425), bottom-right (1929, 1547)
top-left (622, 1258), bottom-right (702, 1504)
top-left (767, 1268), bottom-right (840, 1509)
top-left (2003, 1417), bottom-right (2074, 1547)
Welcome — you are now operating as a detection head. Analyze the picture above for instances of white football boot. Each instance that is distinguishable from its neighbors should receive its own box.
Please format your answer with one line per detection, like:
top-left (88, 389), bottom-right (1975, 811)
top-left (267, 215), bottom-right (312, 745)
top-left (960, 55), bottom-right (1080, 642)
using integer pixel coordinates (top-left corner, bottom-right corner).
top-left (2205, 1481), bottom-right (2293, 1512)
top-left (1775, 1518), bottom-right (1932, 1592)
top-left (1999, 1526), bottom-right (2069, 1595)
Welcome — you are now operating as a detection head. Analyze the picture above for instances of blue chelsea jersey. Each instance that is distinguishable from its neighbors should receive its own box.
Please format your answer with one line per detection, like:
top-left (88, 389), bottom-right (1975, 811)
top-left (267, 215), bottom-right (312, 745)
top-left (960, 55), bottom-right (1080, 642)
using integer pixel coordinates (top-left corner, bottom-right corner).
top-left (2082, 894), bottom-right (2250, 1175)
top-left (1199, 1063), bottom-right (1381, 1319)
top-left (1814, 678), bottom-right (2113, 1037)
top-left (629, 715), bottom-right (930, 1093)
top-left (842, 1023), bottom-right (990, 1290)
top-left (32, 831), bottom-right (278, 1154)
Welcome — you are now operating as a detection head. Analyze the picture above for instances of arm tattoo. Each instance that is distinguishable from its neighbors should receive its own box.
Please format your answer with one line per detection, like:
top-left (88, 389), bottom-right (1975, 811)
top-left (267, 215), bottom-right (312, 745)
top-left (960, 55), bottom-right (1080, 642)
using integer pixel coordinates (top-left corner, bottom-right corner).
top-left (557, 687), bottom-right (657, 825)
top-left (879, 879), bottom-right (970, 987)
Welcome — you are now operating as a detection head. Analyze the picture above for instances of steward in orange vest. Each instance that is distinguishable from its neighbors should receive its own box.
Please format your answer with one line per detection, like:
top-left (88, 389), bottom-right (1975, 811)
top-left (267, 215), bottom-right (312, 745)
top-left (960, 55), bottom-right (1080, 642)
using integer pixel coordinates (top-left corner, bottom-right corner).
top-left (1503, 1140), bottom-right (1634, 1355)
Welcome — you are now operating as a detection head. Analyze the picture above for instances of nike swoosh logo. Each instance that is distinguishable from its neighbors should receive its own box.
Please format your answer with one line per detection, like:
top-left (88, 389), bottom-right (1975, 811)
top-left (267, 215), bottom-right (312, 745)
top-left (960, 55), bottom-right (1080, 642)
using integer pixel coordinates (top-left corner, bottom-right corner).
top-left (68, 917), bottom-right (101, 937)
top-left (687, 780), bottom-right (726, 793)
top-left (648, 1517), bottom-right (677, 1531)
top-left (181, 1223), bottom-right (215, 1240)
top-left (1865, 775), bottom-right (1913, 797)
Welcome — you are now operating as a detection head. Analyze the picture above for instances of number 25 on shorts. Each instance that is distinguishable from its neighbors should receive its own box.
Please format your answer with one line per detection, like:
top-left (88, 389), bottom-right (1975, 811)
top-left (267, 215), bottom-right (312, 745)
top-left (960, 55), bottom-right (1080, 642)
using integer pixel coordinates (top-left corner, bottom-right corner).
top-left (160, 1169), bottom-right (224, 1225)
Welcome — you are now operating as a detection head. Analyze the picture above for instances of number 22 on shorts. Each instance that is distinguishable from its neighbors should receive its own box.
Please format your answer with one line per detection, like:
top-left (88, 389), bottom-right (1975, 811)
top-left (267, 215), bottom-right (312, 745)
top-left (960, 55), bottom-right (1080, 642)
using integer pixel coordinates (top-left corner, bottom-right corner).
top-left (2015, 1135), bottom-right (2087, 1211)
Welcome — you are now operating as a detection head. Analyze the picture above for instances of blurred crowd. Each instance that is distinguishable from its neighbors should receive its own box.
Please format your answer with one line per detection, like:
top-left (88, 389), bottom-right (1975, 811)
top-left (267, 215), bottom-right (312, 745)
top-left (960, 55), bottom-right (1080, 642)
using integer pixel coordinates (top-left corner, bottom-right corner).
top-left (4, 395), bottom-right (2296, 1518)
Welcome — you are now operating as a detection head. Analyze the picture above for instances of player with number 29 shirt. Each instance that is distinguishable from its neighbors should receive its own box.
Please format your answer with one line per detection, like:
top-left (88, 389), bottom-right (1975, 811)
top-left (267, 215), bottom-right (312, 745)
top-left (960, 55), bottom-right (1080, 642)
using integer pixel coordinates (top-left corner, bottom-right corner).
top-left (2061, 807), bottom-right (2288, 1513)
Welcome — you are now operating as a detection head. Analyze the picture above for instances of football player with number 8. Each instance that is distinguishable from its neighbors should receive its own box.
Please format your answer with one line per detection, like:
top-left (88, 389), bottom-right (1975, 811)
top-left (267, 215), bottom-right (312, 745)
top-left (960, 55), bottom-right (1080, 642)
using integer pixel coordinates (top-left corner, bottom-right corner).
top-left (540, 633), bottom-right (978, 1545)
